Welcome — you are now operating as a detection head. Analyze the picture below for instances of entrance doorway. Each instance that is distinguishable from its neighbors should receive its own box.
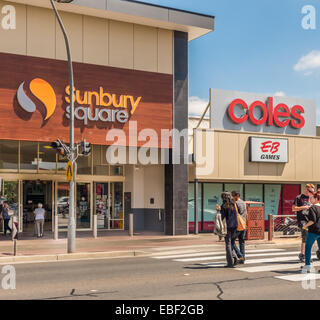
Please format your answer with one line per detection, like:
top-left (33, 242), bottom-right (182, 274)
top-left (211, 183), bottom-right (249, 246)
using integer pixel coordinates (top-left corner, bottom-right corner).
top-left (22, 181), bottom-right (53, 235)
top-left (95, 182), bottom-right (124, 230)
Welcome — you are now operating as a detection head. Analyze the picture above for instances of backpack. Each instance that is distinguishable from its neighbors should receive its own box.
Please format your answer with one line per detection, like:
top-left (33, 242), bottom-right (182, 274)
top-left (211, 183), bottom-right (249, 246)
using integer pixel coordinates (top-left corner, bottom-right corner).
top-left (214, 212), bottom-right (227, 237)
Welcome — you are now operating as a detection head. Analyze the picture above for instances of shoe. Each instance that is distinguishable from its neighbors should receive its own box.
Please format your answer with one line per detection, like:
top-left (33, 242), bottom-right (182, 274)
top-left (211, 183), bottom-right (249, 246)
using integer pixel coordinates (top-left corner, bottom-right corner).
top-left (224, 265), bottom-right (235, 268)
top-left (301, 265), bottom-right (314, 273)
top-left (238, 257), bottom-right (245, 264)
top-left (233, 258), bottom-right (239, 266)
top-left (317, 251), bottom-right (320, 261)
top-left (299, 253), bottom-right (305, 263)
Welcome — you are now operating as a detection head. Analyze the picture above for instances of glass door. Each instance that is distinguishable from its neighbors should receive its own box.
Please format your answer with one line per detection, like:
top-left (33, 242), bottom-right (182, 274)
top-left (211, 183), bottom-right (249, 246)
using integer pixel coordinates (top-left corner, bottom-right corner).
top-left (94, 182), bottom-right (124, 230)
top-left (1, 180), bottom-right (19, 234)
top-left (57, 182), bottom-right (70, 231)
top-left (110, 182), bottom-right (124, 230)
top-left (76, 183), bottom-right (91, 229)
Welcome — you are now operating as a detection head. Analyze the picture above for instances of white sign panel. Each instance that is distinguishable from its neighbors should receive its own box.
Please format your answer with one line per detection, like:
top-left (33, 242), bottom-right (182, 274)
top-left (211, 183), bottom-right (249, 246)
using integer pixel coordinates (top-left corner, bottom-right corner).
top-left (250, 137), bottom-right (288, 163)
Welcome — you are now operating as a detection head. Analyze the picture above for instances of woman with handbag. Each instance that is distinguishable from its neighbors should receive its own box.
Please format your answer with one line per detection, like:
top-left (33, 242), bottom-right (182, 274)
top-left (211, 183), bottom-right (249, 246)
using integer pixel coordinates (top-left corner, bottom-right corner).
top-left (220, 192), bottom-right (239, 268)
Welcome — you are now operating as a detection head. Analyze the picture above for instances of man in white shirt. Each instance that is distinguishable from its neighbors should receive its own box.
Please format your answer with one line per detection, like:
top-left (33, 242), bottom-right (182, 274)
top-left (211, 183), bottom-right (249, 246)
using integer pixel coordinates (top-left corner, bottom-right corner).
top-left (34, 203), bottom-right (45, 238)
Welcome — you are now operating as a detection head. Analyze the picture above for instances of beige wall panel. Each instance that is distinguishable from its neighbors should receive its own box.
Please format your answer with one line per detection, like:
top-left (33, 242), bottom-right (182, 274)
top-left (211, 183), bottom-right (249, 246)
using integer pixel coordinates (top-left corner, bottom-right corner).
top-left (144, 165), bottom-right (164, 209)
top-left (109, 20), bottom-right (133, 69)
top-left (134, 24), bottom-right (157, 72)
top-left (258, 163), bottom-right (278, 180)
top-left (27, 6), bottom-right (55, 59)
top-left (158, 28), bottom-right (173, 74)
top-left (218, 132), bottom-right (239, 178)
top-left (278, 137), bottom-right (295, 181)
top-left (239, 133), bottom-right (259, 178)
top-left (83, 15), bottom-right (108, 66)
top-left (295, 138), bottom-right (313, 181)
top-left (0, 1), bottom-right (26, 55)
top-left (196, 130), bottom-right (219, 180)
top-left (56, 11), bottom-right (83, 62)
top-left (312, 139), bottom-right (320, 181)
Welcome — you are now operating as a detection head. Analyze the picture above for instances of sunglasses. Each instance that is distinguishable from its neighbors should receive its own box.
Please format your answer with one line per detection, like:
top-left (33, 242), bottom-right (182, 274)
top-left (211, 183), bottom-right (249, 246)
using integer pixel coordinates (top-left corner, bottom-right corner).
top-left (307, 189), bottom-right (315, 194)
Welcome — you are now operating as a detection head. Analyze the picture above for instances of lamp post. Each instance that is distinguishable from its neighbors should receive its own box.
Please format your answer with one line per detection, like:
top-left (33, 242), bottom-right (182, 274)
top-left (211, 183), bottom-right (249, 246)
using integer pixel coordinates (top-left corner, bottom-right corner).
top-left (50, 0), bottom-right (76, 253)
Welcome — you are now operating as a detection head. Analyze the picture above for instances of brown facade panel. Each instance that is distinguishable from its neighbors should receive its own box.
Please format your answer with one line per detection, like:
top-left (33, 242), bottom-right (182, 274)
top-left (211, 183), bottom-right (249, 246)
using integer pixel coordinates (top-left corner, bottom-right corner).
top-left (0, 52), bottom-right (173, 147)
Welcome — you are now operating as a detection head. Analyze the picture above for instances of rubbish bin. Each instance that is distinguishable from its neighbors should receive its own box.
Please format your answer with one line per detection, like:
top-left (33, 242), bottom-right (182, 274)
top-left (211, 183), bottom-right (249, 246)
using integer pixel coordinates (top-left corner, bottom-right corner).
top-left (245, 201), bottom-right (265, 240)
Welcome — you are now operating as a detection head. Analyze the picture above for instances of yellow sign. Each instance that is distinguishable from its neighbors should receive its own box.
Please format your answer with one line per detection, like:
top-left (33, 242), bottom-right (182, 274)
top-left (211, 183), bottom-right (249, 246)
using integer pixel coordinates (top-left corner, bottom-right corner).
top-left (66, 161), bottom-right (73, 182)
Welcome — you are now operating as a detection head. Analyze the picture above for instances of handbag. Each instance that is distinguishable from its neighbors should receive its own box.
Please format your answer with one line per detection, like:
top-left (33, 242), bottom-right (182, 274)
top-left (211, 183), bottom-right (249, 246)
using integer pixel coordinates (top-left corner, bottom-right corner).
top-left (235, 203), bottom-right (246, 232)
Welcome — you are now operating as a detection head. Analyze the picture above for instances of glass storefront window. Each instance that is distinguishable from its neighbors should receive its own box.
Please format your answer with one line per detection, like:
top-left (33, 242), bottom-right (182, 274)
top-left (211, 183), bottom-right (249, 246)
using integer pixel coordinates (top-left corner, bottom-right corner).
top-left (77, 153), bottom-right (92, 175)
top-left (20, 141), bottom-right (38, 171)
top-left (38, 143), bottom-right (57, 172)
top-left (57, 182), bottom-right (69, 230)
top-left (2, 181), bottom-right (19, 233)
top-left (188, 183), bottom-right (202, 233)
top-left (225, 184), bottom-right (244, 199)
top-left (57, 154), bottom-right (68, 173)
top-left (264, 184), bottom-right (281, 220)
top-left (0, 140), bottom-right (18, 171)
top-left (203, 183), bottom-right (223, 232)
top-left (244, 184), bottom-right (263, 205)
top-left (109, 182), bottom-right (123, 230)
top-left (95, 183), bottom-right (109, 229)
top-left (110, 166), bottom-right (124, 176)
top-left (93, 145), bottom-right (109, 176)
top-left (76, 183), bottom-right (91, 229)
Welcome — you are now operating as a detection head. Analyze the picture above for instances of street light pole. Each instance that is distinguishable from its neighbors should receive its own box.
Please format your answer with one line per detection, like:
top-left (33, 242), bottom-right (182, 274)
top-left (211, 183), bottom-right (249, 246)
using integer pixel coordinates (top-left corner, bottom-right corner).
top-left (50, 0), bottom-right (76, 253)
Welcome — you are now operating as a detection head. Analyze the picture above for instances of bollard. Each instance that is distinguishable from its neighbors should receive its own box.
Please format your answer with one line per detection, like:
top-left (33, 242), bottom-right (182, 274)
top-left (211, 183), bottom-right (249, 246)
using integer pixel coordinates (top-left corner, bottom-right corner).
top-left (129, 213), bottom-right (134, 237)
top-left (13, 239), bottom-right (17, 256)
top-left (54, 215), bottom-right (59, 240)
top-left (93, 214), bottom-right (98, 239)
top-left (268, 214), bottom-right (273, 241)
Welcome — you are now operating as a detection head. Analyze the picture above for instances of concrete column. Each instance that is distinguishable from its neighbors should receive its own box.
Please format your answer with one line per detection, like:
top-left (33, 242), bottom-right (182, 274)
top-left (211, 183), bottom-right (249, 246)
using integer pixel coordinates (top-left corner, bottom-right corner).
top-left (165, 31), bottom-right (189, 236)
top-left (93, 214), bottom-right (97, 239)
top-left (54, 215), bottom-right (59, 240)
top-left (129, 213), bottom-right (134, 237)
top-left (194, 179), bottom-right (199, 234)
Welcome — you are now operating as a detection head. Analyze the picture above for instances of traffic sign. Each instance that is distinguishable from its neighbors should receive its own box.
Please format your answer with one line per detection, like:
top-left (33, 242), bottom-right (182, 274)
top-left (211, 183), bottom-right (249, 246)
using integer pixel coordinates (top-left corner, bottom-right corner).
top-left (66, 161), bottom-right (73, 182)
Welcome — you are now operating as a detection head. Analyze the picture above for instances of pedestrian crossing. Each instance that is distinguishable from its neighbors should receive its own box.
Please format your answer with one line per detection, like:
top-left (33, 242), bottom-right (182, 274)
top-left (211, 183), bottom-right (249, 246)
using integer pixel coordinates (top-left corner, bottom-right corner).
top-left (150, 246), bottom-right (320, 283)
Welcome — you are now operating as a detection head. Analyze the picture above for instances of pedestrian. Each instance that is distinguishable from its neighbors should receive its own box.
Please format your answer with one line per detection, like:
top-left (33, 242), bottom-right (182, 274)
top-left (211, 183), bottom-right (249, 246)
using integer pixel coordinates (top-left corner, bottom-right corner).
top-left (220, 192), bottom-right (239, 268)
top-left (1, 201), bottom-right (12, 236)
top-left (292, 183), bottom-right (320, 262)
top-left (231, 191), bottom-right (247, 264)
top-left (34, 203), bottom-right (45, 238)
top-left (301, 190), bottom-right (320, 273)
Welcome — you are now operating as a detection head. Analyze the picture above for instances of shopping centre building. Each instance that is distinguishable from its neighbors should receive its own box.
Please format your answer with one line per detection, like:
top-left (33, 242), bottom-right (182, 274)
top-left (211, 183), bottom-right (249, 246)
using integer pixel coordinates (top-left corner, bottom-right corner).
top-left (188, 89), bottom-right (320, 233)
top-left (0, 0), bottom-right (214, 235)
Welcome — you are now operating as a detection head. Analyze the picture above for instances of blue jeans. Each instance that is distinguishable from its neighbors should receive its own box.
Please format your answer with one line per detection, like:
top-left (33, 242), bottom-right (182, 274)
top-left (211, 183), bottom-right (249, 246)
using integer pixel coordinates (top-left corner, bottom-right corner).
top-left (305, 232), bottom-right (320, 265)
top-left (233, 230), bottom-right (246, 259)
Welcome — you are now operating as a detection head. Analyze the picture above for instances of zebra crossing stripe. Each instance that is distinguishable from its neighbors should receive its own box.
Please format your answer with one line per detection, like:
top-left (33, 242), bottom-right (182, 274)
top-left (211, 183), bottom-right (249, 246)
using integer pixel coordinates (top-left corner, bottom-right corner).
top-left (275, 274), bottom-right (320, 282)
top-left (202, 255), bottom-right (301, 266)
top-left (151, 244), bottom-right (222, 251)
top-left (238, 261), bottom-right (320, 273)
top-left (175, 251), bottom-right (300, 263)
top-left (153, 248), bottom-right (285, 259)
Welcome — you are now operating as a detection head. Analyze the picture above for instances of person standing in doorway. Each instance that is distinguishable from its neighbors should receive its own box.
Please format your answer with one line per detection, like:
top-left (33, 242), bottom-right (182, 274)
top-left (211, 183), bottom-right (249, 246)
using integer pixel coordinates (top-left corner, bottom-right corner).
top-left (34, 203), bottom-right (45, 238)
top-left (231, 191), bottom-right (247, 264)
top-left (292, 184), bottom-right (320, 262)
top-left (220, 192), bottom-right (239, 268)
top-left (1, 201), bottom-right (12, 236)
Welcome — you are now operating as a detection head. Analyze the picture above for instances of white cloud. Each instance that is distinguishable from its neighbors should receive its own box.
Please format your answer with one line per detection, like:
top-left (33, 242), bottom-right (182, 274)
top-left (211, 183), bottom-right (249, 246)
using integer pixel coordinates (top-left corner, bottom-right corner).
top-left (294, 50), bottom-right (320, 73)
top-left (274, 91), bottom-right (286, 97)
top-left (189, 96), bottom-right (209, 117)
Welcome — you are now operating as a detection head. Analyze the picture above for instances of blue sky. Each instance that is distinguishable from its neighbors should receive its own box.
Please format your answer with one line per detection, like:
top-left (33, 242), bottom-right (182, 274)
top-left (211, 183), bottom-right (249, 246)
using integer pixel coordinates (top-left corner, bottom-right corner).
top-left (137, 0), bottom-right (320, 122)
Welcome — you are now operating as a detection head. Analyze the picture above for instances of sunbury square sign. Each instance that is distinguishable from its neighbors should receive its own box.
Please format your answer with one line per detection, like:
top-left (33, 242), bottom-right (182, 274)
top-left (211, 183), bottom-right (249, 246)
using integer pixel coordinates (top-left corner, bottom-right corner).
top-left (0, 53), bottom-right (173, 147)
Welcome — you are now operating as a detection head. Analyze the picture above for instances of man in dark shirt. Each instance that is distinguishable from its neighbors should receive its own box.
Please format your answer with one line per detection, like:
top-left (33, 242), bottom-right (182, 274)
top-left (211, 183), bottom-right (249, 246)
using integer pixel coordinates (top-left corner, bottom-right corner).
top-left (232, 191), bottom-right (247, 263)
top-left (292, 184), bottom-right (320, 262)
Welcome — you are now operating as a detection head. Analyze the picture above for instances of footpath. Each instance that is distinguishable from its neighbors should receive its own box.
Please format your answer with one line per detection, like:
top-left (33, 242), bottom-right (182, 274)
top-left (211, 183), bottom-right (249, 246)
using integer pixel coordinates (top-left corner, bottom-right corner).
top-left (0, 231), bottom-right (301, 264)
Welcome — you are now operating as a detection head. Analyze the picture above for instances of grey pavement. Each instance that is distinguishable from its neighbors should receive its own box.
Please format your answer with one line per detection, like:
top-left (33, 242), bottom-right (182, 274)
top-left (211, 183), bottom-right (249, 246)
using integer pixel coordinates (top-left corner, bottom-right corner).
top-left (1, 243), bottom-right (320, 300)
